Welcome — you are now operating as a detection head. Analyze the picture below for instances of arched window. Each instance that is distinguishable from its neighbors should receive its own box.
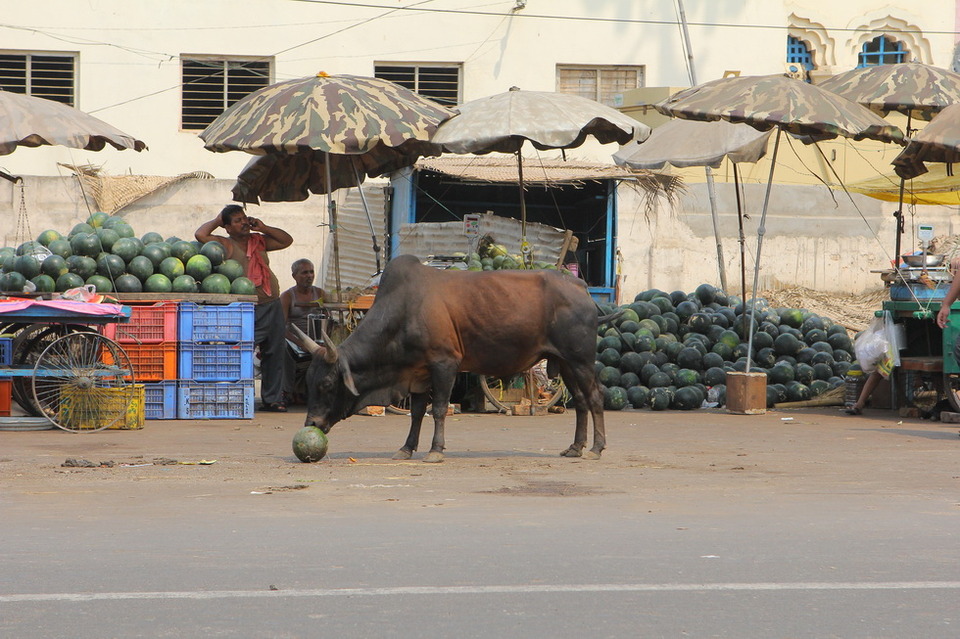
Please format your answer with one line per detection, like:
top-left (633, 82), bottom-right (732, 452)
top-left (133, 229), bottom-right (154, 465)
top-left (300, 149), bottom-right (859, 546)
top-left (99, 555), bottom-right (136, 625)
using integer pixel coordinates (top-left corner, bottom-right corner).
top-left (787, 35), bottom-right (815, 71)
top-left (858, 35), bottom-right (907, 67)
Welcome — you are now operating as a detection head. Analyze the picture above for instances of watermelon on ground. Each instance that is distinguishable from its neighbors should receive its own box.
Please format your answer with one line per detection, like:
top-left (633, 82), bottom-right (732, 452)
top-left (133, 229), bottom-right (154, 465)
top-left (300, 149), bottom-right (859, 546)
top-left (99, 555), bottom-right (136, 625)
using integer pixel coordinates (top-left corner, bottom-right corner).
top-left (603, 386), bottom-right (628, 411)
top-left (292, 426), bottom-right (329, 462)
top-left (626, 385), bottom-right (650, 409)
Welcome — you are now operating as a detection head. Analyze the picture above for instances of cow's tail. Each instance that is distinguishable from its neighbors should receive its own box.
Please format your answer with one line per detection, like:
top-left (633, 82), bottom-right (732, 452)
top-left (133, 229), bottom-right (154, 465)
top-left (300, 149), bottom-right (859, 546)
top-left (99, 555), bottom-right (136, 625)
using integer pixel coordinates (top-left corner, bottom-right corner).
top-left (596, 306), bottom-right (625, 327)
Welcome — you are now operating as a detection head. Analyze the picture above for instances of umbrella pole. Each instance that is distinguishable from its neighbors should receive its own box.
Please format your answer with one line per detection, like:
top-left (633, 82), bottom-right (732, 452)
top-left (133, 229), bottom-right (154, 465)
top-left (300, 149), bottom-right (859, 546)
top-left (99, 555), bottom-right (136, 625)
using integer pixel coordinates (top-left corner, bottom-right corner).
top-left (516, 150), bottom-right (529, 265)
top-left (733, 163), bottom-right (747, 334)
top-left (350, 158), bottom-right (383, 275)
top-left (746, 129), bottom-right (782, 372)
top-left (894, 113), bottom-right (913, 260)
top-left (705, 166), bottom-right (728, 291)
top-left (326, 151), bottom-right (343, 303)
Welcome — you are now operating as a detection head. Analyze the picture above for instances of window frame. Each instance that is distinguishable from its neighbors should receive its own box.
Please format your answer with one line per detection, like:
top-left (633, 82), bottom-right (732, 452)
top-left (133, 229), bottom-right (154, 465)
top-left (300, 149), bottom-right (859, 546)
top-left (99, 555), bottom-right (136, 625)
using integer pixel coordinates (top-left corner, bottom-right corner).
top-left (180, 55), bottom-right (273, 131)
top-left (786, 35), bottom-right (815, 71)
top-left (556, 64), bottom-right (645, 107)
top-left (0, 50), bottom-right (77, 106)
top-left (857, 35), bottom-right (907, 68)
top-left (374, 62), bottom-right (462, 107)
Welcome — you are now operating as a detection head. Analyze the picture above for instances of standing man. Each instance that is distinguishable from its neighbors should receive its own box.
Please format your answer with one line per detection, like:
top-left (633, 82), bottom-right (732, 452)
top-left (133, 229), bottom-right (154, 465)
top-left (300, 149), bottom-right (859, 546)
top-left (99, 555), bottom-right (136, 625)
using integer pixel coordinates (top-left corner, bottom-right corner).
top-left (196, 204), bottom-right (293, 412)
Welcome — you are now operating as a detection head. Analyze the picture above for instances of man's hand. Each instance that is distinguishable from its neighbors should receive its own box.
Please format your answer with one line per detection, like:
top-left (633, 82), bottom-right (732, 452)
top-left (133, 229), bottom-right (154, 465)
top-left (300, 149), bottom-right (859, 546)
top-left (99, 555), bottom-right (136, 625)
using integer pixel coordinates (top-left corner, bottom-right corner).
top-left (248, 217), bottom-right (262, 231)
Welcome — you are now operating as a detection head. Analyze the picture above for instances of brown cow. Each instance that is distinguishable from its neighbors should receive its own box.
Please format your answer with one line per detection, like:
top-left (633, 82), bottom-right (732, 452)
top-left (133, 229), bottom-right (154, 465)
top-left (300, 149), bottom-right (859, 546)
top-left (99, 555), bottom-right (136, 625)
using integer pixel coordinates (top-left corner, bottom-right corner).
top-left (293, 254), bottom-right (608, 463)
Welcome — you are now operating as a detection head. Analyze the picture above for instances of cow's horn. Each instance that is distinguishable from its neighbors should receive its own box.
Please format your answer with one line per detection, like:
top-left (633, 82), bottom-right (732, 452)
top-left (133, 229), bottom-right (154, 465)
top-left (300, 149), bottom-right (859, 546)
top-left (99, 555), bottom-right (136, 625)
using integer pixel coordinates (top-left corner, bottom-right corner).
top-left (289, 323), bottom-right (322, 356)
top-left (320, 327), bottom-right (339, 363)
top-left (340, 356), bottom-right (359, 396)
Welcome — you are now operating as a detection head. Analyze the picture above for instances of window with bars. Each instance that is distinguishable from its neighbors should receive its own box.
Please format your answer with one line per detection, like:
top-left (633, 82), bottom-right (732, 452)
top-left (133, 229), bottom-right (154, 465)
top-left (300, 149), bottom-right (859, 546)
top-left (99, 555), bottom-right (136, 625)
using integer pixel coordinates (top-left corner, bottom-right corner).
top-left (374, 63), bottom-right (461, 106)
top-left (858, 35), bottom-right (907, 67)
top-left (556, 65), bottom-right (644, 106)
top-left (181, 57), bottom-right (272, 130)
top-left (0, 52), bottom-right (75, 105)
top-left (786, 36), bottom-right (815, 71)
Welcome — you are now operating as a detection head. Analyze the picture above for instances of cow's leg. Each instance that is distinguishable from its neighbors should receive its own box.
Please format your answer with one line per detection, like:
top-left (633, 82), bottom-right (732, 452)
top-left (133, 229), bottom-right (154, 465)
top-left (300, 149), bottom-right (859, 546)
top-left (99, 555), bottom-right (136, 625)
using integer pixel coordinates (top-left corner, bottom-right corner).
top-left (393, 393), bottom-right (429, 460)
top-left (423, 365), bottom-right (457, 463)
top-left (558, 361), bottom-right (604, 459)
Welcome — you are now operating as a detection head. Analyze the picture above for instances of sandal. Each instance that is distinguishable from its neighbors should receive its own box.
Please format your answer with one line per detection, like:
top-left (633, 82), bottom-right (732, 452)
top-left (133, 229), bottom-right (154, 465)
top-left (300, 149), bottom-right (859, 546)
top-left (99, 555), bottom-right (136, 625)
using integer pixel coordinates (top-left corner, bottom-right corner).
top-left (260, 402), bottom-right (288, 413)
top-left (844, 406), bottom-right (862, 415)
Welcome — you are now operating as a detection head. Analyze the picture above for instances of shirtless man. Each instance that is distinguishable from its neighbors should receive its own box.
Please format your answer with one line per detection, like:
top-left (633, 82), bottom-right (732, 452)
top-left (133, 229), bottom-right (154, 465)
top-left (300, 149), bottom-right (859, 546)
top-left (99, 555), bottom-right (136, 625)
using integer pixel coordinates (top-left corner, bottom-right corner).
top-left (196, 205), bottom-right (293, 412)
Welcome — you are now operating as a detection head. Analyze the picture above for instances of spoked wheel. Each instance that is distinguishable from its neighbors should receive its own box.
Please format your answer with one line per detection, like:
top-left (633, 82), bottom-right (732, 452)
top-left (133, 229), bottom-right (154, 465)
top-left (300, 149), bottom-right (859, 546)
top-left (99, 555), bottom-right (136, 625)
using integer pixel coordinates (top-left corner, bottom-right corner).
top-left (11, 324), bottom-right (93, 416)
top-left (480, 359), bottom-right (566, 413)
top-left (32, 333), bottom-right (134, 432)
top-left (386, 395), bottom-right (433, 415)
top-left (944, 373), bottom-right (960, 412)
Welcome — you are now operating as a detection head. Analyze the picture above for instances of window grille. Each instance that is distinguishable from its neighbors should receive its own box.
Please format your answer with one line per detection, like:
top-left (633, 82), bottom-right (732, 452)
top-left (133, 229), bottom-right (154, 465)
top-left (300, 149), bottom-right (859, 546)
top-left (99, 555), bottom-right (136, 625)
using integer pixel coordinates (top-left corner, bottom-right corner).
top-left (375, 64), bottom-right (461, 106)
top-left (557, 65), bottom-right (644, 106)
top-left (857, 35), bottom-right (907, 68)
top-left (786, 36), bottom-right (815, 71)
top-left (0, 52), bottom-right (75, 105)
top-left (181, 57), bottom-right (272, 130)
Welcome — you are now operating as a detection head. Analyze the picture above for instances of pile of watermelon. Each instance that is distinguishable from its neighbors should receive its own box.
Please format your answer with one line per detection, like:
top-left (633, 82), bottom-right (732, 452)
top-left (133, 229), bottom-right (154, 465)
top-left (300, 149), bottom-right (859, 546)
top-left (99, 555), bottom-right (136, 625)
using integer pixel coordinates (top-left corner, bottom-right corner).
top-left (0, 212), bottom-right (255, 295)
top-left (596, 284), bottom-right (856, 411)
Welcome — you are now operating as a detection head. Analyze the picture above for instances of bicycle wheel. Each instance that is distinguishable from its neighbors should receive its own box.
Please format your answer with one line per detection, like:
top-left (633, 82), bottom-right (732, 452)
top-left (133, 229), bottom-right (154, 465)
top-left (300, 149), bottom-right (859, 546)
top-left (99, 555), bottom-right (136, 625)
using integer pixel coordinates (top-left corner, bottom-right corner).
top-left (480, 359), bottom-right (566, 413)
top-left (11, 324), bottom-right (93, 416)
top-left (32, 333), bottom-right (134, 432)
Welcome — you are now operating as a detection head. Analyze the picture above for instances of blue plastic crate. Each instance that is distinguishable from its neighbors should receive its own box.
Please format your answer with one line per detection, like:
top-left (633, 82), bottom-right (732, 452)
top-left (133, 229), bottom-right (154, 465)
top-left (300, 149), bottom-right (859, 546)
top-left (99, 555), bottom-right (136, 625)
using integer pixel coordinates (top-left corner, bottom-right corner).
top-left (177, 380), bottom-right (254, 420)
top-left (178, 302), bottom-right (255, 343)
top-left (143, 380), bottom-right (178, 420)
top-left (178, 341), bottom-right (254, 381)
top-left (0, 337), bottom-right (11, 366)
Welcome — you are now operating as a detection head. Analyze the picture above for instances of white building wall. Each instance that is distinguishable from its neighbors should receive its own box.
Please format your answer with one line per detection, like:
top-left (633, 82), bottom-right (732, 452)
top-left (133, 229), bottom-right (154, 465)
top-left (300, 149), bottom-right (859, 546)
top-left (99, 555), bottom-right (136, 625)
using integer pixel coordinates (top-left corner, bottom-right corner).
top-left (2, 1), bottom-right (957, 295)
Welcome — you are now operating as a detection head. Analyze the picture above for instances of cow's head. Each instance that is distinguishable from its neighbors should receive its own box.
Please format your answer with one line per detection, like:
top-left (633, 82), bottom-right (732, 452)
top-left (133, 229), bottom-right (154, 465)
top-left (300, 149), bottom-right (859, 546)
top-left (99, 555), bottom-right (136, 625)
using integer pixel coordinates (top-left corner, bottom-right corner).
top-left (290, 325), bottom-right (359, 433)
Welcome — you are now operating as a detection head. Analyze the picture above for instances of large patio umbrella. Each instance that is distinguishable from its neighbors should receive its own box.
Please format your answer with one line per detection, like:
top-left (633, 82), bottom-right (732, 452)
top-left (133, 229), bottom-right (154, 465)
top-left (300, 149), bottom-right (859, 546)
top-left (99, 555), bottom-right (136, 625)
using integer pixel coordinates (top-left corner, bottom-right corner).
top-left (613, 118), bottom-right (772, 325)
top-left (818, 62), bottom-right (960, 257)
top-left (0, 89), bottom-right (146, 182)
top-left (893, 102), bottom-right (960, 180)
top-left (431, 87), bottom-right (650, 256)
top-left (656, 73), bottom-right (903, 369)
top-left (200, 72), bottom-right (456, 295)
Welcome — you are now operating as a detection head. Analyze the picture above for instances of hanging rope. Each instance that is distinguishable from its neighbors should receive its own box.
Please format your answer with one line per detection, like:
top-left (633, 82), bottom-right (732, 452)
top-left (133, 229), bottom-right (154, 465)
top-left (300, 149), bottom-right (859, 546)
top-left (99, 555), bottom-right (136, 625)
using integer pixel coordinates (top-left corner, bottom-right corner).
top-left (14, 181), bottom-right (32, 248)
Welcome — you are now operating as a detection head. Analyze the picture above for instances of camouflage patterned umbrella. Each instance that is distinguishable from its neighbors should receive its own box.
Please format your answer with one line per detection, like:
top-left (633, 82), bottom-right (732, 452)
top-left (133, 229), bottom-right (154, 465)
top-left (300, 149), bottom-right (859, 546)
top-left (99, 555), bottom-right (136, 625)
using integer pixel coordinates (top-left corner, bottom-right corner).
top-left (0, 89), bottom-right (145, 181)
top-left (893, 103), bottom-right (960, 179)
top-left (200, 72), bottom-right (456, 290)
top-left (656, 74), bottom-right (903, 371)
top-left (817, 62), bottom-right (960, 122)
top-left (817, 63), bottom-right (960, 257)
top-left (232, 146), bottom-right (424, 204)
top-left (431, 87), bottom-right (650, 243)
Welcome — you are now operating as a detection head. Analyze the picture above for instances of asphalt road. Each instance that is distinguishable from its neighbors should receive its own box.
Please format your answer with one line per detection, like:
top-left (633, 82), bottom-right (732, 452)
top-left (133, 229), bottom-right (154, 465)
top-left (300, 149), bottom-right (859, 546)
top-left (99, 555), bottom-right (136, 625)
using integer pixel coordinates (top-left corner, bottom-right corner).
top-left (1, 406), bottom-right (958, 638)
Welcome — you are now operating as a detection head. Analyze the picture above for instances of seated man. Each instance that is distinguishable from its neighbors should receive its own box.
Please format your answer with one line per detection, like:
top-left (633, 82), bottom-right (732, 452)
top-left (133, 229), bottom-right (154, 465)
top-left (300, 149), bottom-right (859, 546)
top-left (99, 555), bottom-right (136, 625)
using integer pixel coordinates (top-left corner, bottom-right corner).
top-left (280, 258), bottom-right (325, 404)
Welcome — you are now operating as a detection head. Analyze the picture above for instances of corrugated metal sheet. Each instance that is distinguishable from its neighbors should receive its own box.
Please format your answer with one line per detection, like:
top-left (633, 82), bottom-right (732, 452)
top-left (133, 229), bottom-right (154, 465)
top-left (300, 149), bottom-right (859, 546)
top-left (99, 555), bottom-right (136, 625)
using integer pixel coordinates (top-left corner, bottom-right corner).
top-left (395, 213), bottom-right (569, 265)
top-left (416, 155), bottom-right (637, 184)
top-left (320, 182), bottom-right (387, 293)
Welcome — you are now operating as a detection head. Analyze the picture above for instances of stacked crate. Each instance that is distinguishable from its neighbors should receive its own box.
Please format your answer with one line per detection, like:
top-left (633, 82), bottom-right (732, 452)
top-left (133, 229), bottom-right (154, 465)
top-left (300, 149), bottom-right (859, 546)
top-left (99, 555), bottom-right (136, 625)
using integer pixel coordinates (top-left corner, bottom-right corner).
top-left (177, 302), bottom-right (255, 419)
top-left (103, 302), bottom-right (178, 419)
top-left (0, 335), bottom-right (11, 417)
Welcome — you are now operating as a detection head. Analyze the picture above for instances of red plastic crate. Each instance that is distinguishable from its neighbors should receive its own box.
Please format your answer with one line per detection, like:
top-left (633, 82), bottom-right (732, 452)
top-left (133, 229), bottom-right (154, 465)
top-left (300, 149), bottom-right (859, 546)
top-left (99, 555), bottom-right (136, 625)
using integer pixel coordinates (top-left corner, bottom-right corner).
top-left (104, 342), bottom-right (177, 382)
top-left (103, 302), bottom-right (178, 344)
top-left (0, 379), bottom-right (10, 417)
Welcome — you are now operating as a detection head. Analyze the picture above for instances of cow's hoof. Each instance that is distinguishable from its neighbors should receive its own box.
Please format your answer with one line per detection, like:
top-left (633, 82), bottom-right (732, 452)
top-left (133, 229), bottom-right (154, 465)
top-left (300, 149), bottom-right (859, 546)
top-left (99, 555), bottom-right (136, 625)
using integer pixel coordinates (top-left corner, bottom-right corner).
top-left (583, 450), bottom-right (601, 460)
top-left (423, 451), bottom-right (444, 463)
top-left (392, 449), bottom-right (413, 460)
top-left (560, 446), bottom-right (583, 458)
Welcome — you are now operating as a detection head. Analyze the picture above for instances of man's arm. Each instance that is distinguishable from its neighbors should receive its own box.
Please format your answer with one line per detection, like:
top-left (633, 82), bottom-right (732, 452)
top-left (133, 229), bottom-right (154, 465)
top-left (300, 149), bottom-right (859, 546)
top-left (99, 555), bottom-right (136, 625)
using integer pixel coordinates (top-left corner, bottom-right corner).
top-left (250, 217), bottom-right (293, 251)
top-left (196, 217), bottom-right (226, 244)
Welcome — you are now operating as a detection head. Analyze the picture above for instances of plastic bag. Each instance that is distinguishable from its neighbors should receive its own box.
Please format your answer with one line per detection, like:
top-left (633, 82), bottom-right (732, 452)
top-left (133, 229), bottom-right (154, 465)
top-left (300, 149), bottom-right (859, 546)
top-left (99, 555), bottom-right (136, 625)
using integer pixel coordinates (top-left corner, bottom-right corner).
top-left (60, 284), bottom-right (98, 302)
top-left (853, 315), bottom-right (889, 374)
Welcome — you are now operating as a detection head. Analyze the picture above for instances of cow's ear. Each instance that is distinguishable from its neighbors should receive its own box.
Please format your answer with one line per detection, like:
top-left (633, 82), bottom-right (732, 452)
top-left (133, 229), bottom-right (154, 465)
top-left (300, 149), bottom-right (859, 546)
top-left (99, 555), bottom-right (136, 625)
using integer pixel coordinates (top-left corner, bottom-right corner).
top-left (341, 357), bottom-right (359, 396)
